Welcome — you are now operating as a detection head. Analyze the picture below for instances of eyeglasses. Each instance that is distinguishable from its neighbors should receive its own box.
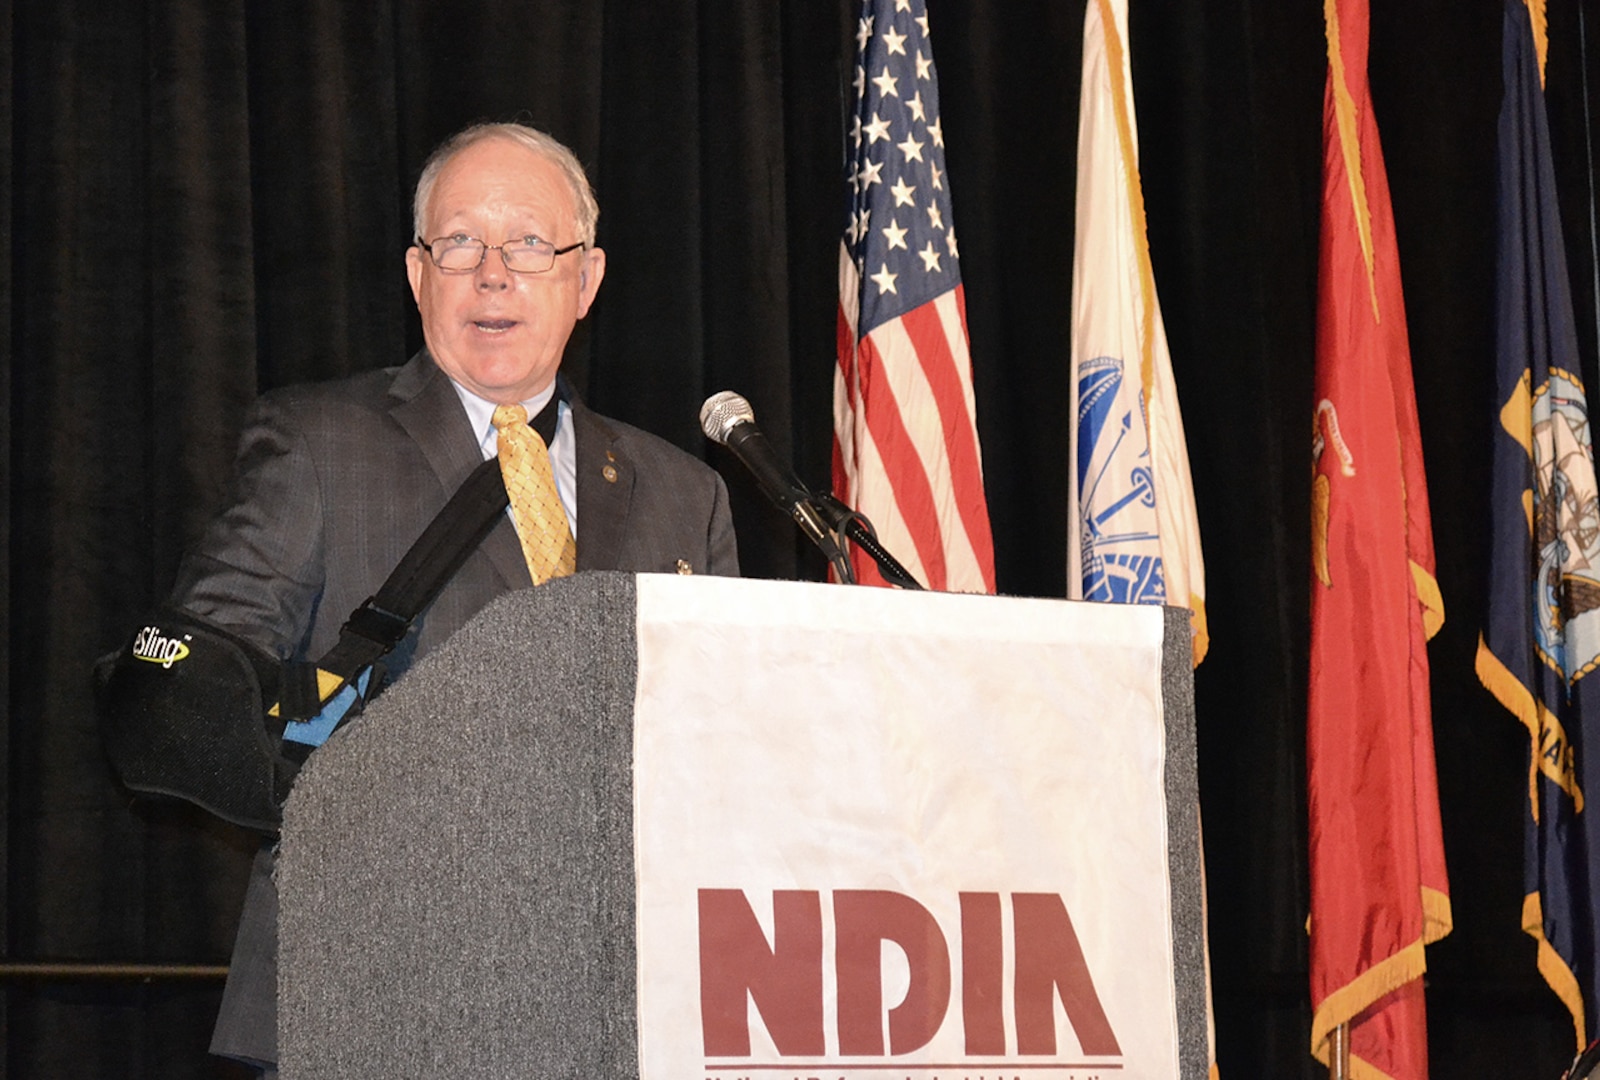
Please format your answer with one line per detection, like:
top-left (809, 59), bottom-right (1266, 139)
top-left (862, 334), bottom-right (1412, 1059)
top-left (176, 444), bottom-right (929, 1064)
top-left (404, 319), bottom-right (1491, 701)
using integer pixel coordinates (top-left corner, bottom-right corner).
top-left (416, 233), bottom-right (584, 274)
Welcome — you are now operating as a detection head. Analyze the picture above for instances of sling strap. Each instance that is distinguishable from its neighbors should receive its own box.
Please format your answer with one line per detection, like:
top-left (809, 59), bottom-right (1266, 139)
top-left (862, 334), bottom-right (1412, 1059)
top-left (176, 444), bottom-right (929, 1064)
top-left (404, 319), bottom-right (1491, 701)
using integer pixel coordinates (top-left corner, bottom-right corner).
top-left (277, 454), bottom-right (511, 729)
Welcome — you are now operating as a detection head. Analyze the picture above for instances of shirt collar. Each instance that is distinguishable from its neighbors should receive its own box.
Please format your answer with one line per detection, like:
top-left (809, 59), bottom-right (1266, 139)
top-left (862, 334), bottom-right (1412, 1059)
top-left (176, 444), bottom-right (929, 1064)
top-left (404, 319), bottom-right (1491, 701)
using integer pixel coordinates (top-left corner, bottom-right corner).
top-left (451, 379), bottom-right (561, 455)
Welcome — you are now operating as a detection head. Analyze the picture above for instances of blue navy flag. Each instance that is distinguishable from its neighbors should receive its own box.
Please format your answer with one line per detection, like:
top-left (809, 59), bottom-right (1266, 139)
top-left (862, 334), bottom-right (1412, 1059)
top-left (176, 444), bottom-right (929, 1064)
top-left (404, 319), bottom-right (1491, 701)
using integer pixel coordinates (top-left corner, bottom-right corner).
top-left (1478, 0), bottom-right (1600, 1053)
top-left (834, 0), bottom-right (995, 594)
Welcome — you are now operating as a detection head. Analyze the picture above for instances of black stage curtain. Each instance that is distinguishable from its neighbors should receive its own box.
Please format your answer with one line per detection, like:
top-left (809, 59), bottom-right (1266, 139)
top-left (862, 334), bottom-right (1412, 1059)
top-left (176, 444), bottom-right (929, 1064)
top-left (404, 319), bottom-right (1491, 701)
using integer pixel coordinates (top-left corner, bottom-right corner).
top-left (1, 0), bottom-right (1588, 1075)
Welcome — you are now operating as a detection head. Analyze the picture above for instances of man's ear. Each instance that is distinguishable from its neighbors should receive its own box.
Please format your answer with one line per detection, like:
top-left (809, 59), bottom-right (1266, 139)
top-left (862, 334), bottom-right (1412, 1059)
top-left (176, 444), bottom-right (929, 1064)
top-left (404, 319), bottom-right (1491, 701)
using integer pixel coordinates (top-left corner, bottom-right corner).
top-left (405, 245), bottom-right (426, 306)
top-left (576, 247), bottom-right (606, 319)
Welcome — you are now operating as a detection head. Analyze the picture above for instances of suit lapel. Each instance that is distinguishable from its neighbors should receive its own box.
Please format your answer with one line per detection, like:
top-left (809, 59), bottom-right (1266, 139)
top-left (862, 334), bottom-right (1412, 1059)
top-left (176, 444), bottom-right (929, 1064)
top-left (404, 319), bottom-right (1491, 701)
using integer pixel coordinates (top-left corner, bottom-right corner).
top-left (388, 351), bottom-right (529, 590)
top-left (569, 388), bottom-right (634, 572)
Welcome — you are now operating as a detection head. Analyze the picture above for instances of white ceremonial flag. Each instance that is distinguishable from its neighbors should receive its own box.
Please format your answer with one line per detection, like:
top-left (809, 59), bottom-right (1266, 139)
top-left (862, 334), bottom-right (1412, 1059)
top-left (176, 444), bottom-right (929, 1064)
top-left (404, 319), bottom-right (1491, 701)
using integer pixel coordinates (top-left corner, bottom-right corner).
top-left (1069, 0), bottom-right (1207, 663)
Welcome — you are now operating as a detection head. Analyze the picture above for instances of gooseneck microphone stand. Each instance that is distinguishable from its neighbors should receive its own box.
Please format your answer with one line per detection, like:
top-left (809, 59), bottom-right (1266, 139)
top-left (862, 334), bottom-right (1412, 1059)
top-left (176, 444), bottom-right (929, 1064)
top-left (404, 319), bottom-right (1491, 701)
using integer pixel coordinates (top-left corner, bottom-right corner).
top-left (811, 493), bottom-right (923, 590)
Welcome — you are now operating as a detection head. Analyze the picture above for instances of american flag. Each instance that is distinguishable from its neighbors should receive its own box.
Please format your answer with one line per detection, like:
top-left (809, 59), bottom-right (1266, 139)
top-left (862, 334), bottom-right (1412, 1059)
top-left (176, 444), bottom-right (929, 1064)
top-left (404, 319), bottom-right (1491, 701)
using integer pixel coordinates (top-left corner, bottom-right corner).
top-left (834, 0), bottom-right (995, 593)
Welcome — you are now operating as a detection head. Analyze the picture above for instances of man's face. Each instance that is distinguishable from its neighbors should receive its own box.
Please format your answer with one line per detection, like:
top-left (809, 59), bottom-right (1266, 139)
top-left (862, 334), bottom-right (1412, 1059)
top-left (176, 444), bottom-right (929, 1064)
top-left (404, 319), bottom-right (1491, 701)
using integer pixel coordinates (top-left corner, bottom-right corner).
top-left (405, 137), bottom-right (605, 404)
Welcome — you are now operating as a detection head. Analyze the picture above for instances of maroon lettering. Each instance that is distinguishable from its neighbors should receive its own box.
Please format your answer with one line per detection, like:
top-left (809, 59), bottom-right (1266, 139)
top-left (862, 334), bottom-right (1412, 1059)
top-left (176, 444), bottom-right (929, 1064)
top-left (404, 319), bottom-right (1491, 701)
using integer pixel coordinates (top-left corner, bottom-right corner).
top-left (959, 892), bottom-right (1005, 1054)
top-left (834, 890), bottom-right (951, 1055)
top-left (1012, 892), bottom-right (1120, 1055)
top-left (699, 889), bottom-right (824, 1055)
top-left (698, 889), bottom-right (1119, 1060)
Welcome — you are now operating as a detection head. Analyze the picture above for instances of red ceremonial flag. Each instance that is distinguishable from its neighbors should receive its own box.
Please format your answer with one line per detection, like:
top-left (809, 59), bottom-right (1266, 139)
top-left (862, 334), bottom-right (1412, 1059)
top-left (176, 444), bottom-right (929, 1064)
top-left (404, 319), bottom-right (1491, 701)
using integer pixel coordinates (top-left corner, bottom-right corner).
top-left (834, 0), bottom-right (995, 593)
top-left (1307, 1), bottom-right (1452, 1077)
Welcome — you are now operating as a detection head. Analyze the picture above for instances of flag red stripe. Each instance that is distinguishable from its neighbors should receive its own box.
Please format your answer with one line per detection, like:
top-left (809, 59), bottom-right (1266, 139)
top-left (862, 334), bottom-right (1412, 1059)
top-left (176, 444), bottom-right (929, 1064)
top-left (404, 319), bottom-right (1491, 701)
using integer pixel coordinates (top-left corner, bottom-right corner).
top-left (899, 294), bottom-right (996, 585)
top-left (834, 305), bottom-right (860, 504)
top-left (856, 330), bottom-right (951, 590)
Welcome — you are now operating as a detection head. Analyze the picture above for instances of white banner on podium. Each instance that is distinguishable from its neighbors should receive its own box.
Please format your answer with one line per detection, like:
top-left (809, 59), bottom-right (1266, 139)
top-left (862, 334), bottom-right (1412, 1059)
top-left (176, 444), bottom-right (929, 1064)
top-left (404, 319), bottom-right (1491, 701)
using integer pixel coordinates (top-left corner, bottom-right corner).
top-left (633, 575), bottom-right (1180, 1080)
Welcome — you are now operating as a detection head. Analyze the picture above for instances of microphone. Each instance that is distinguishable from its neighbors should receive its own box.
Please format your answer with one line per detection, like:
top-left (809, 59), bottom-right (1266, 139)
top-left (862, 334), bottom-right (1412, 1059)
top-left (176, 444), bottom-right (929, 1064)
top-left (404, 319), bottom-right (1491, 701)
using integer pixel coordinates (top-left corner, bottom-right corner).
top-left (699, 391), bottom-right (921, 589)
top-left (699, 391), bottom-right (813, 514)
top-left (699, 391), bottom-right (836, 556)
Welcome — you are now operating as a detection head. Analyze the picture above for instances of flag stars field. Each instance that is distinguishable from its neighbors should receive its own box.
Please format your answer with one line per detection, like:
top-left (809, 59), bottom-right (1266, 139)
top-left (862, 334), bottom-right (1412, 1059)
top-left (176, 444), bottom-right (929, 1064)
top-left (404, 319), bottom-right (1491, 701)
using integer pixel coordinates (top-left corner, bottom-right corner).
top-left (842, 0), bottom-right (960, 320)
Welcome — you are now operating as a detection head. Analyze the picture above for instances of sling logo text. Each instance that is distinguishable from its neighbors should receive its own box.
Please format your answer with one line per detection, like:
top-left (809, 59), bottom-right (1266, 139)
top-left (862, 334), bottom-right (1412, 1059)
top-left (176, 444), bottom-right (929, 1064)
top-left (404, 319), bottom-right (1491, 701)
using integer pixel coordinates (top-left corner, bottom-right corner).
top-left (132, 626), bottom-right (191, 669)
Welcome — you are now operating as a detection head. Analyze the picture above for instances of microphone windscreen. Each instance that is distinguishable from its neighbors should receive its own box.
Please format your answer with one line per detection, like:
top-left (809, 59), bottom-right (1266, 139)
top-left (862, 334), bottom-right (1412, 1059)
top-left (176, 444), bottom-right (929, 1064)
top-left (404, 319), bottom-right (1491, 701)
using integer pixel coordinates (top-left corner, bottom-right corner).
top-left (699, 391), bottom-right (755, 444)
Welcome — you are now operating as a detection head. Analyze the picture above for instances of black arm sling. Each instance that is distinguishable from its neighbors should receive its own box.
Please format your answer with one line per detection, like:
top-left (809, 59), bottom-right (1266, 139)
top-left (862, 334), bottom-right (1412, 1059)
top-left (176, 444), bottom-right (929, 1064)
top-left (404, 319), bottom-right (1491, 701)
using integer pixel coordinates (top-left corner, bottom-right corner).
top-left (97, 456), bottom-right (511, 834)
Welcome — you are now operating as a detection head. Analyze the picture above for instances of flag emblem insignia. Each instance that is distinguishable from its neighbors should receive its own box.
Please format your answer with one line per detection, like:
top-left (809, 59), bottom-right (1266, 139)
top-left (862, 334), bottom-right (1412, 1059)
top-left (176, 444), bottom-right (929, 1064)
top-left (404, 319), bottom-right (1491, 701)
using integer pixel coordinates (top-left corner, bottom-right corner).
top-left (1530, 368), bottom-right (1600, 674)
top-left (1075, 354), bottom-right (1165, 606)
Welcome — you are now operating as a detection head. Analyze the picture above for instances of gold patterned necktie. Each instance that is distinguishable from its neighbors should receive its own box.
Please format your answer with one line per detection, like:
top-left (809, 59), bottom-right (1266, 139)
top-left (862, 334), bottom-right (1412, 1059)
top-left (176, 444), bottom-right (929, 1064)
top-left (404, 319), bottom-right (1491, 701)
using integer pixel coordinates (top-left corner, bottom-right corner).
top-left (492, 403), bottom-right (577, 585)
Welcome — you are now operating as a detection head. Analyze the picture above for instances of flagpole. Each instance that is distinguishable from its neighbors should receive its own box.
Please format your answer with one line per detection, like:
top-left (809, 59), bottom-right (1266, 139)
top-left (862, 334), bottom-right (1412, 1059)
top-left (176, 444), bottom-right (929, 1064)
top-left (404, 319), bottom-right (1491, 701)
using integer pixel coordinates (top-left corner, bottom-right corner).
top-left (1330, 1022), bottom-right (1349, 1079)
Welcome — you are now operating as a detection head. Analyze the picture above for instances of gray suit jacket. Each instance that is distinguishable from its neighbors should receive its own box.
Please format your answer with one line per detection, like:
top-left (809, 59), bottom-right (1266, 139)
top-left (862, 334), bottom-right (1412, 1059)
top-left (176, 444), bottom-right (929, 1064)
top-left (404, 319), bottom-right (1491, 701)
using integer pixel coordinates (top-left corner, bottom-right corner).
top-left (175, 349), bottom-right (737, 672)
top-left (175, 351), bottom-right (737, 1067)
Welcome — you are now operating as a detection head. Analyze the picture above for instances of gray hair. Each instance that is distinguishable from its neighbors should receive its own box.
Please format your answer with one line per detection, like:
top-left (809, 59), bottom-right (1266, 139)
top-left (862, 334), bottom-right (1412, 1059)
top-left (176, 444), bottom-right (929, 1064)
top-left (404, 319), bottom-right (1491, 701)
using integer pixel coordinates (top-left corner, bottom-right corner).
top-left (411, 122), bottom-right (600, 247)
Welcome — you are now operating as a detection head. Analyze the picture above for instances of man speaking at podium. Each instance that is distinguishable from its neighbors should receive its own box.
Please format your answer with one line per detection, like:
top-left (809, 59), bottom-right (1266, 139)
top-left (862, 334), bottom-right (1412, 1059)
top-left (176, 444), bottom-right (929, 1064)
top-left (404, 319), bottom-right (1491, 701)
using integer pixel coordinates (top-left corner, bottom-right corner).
top-left (169, 121), bottom-right (738, 1076)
